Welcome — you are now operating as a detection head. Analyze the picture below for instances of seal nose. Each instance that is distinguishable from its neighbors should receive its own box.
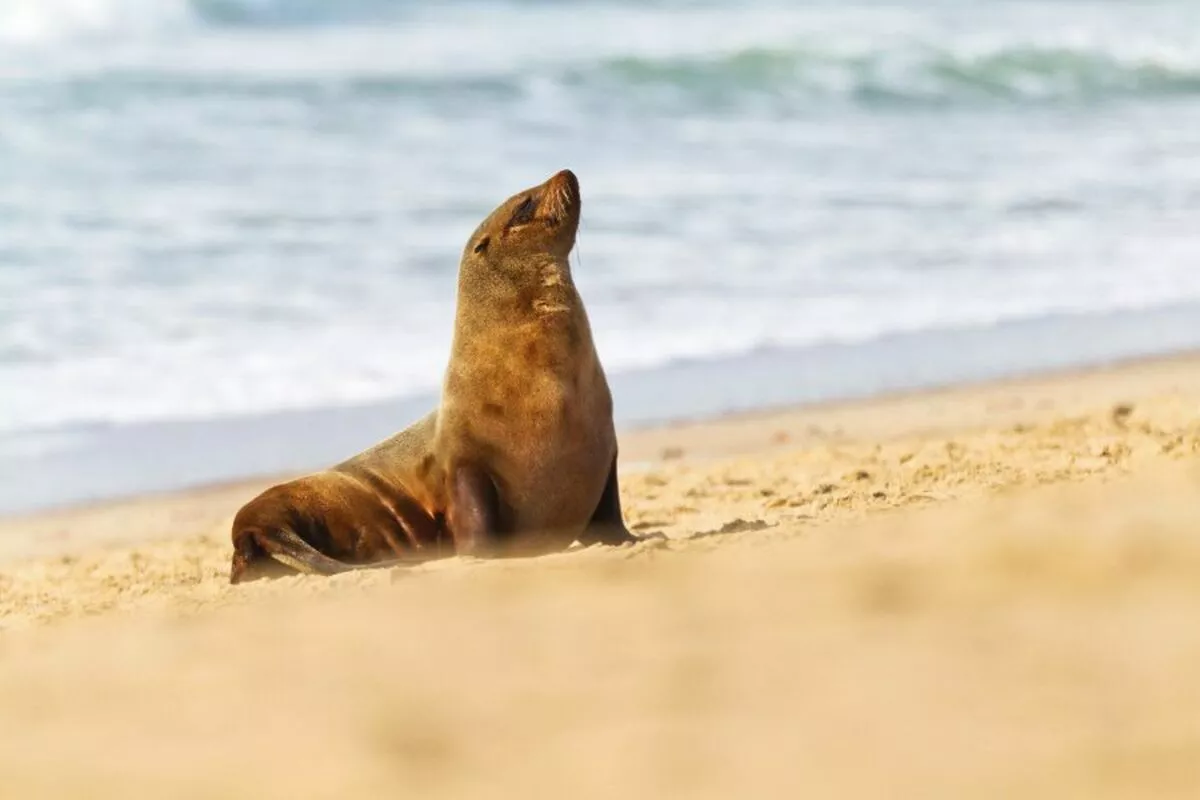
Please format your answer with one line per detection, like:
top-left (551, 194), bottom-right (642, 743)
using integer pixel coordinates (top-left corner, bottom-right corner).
top-left (540, 169), bottom-right (580, 222)
top-left (546, 169), bottom-right (579, 202)
top-left (549, 168), bottom-right (578, 190)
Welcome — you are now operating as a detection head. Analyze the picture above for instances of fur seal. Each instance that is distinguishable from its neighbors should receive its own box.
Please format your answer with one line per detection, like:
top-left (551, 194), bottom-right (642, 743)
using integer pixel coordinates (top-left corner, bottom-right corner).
top-left (229, 169), bottom-right (639, 583)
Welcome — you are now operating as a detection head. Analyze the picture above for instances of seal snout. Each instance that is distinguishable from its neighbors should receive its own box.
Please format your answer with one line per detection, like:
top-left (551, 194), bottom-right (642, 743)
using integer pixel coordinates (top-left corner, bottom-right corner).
top-left (540, 169), bottom-right (580, 225)
top-left (548, 169), bottom-right (578, 194)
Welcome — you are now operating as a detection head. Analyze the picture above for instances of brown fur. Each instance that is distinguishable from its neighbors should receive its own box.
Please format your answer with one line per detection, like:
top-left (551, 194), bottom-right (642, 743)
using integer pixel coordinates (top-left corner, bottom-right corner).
top-left (433, 168), bottom-right (631, 557)
top-left (229, 170), bottom-right (639, 584)
top-left (229, 413), bottom-right (445, 583)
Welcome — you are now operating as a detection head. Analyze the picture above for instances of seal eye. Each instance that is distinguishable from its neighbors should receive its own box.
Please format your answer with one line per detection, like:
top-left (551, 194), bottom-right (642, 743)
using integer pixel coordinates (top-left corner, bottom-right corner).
top-left (473, 236), bottom-right (490, 254)
top-left (508, 195), bottom-right (537, 228)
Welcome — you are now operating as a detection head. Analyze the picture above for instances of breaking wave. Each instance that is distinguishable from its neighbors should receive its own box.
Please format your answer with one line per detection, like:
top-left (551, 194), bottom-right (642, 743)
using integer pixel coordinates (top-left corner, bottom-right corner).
top-left (592, 44), bottom-right (1200, 105)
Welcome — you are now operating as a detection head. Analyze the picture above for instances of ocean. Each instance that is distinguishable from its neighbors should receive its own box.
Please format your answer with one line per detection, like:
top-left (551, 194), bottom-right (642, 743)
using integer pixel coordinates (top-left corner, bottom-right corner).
top-left (3, 0), bottom-right (1200, 513)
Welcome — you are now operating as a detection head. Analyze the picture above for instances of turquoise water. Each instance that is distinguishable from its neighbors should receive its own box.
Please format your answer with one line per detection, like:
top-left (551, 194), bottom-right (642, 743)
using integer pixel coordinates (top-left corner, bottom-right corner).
top-left (2, 0), bottom-right (1200, 510)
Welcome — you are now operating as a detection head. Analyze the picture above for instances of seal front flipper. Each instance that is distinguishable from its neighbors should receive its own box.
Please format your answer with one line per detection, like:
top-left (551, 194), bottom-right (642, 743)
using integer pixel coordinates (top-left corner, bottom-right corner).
top-left (577, 455), bottom-right (645, 547)
top-left (447, 463), bottom-right (502, 558)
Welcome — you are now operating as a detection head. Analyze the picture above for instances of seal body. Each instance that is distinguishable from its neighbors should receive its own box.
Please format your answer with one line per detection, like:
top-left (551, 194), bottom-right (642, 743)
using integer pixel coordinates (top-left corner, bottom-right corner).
top-left (229, 169), bottom-right (637, 584)
top-left (434, 168), bottom-right (628, 557)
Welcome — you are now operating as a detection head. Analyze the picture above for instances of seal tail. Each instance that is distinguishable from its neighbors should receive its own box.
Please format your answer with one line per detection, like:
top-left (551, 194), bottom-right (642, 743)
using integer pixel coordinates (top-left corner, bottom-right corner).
top-left (231, 526), bottom-right (355, 584)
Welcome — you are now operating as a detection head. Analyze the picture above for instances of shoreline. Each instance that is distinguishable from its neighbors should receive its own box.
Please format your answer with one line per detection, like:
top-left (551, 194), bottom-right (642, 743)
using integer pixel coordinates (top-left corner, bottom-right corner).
top-left (3, 345), bottom-right (1198, 563)
top-left (3, 297), bottom-right (1200, 520)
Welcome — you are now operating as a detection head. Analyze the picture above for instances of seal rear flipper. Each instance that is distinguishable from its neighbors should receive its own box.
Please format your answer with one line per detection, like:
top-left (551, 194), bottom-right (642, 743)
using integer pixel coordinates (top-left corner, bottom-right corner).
top-left (231, 527), bottom-right (354, 584)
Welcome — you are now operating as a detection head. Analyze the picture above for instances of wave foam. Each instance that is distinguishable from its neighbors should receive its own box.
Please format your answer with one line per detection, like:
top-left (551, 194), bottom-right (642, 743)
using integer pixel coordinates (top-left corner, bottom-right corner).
top-left (0, 0), bottom-right (190, 43)
top-left (0, 0), bottom-right (406, 43)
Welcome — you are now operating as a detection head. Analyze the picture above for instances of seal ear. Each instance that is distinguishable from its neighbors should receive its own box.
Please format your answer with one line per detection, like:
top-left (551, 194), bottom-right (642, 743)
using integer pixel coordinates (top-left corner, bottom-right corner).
top-left (473, 236), bottom-right (490, 254)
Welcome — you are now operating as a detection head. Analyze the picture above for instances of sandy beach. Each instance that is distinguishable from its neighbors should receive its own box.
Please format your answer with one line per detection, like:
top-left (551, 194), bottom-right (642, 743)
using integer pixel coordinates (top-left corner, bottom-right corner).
top-left (2, 353), bottom-right (1200, 798)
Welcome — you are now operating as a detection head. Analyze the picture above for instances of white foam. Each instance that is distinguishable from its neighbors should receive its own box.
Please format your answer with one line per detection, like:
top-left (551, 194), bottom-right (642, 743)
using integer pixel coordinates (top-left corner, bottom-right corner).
top-left (0, 0), bottom-right (192, 43)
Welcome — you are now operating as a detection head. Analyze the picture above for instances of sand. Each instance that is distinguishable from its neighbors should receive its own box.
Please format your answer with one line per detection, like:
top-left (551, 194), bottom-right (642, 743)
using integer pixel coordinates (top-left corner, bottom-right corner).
top-left (2, 353), bottom-right (1200, 798)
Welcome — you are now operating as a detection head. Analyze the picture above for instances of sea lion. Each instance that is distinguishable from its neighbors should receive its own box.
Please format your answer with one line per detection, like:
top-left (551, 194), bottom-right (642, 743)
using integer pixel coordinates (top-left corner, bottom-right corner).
top-left (229, 168), bottom-right (638, 584)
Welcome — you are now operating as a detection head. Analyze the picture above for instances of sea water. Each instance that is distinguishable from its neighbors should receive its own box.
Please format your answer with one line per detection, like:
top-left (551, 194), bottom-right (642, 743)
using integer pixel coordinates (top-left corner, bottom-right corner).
top-left (2, 0), bottom-right (1200, 511)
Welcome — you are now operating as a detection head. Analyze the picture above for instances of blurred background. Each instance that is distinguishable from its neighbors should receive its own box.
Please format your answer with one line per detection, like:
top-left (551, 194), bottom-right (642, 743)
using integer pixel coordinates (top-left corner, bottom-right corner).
top-left (2, 0), bottom-right (1200, 512)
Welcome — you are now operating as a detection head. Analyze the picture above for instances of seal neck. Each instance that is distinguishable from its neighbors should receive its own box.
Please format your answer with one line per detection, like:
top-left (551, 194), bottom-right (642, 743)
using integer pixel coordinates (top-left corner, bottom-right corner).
top-left (454, 253), bottom-right (579, 327)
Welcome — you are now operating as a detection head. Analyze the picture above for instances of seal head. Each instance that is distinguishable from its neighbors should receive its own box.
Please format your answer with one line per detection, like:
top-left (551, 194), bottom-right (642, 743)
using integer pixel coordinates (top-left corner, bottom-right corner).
top-left (463, 168), bottom-right (581, 266)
